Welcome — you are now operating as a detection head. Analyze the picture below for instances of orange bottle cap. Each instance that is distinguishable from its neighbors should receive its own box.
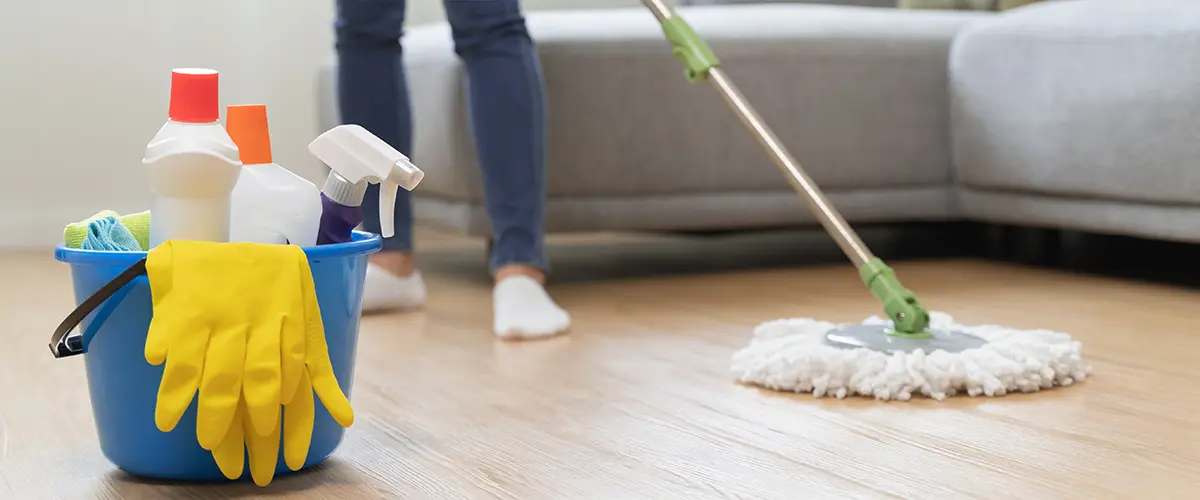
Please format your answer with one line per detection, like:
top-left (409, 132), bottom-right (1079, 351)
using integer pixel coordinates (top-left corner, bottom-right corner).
top-left (226, 104), bottom-right (273, 165)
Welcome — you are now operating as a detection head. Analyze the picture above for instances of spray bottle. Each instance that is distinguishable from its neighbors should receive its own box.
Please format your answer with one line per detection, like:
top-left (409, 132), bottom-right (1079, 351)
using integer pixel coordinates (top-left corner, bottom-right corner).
top-left (144, 68), bottom-right (242, 246)
top-left (308, 124), bottom-right (424, 244)
top-left (225, 104), bottom-right (322, 246)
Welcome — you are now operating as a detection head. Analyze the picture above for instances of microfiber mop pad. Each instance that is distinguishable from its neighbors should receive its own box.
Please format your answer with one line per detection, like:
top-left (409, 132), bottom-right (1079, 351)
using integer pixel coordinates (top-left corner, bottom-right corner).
top-left (730, 311), bottom-right (1092, 401)
top-left (65, 210), bottom-right (151, 250)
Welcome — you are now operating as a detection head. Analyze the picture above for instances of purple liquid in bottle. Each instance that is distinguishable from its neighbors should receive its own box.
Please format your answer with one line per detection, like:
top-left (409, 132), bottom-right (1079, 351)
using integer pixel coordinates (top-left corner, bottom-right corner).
top-left (317, 172), bottom-right (367, 245)
top-left (317, 193), bottom-right (361, 245)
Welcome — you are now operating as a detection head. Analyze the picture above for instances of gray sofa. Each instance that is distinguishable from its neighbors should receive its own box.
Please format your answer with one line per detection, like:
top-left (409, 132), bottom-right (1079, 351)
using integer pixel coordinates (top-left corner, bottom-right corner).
top-left (316, 0), bottom-right (1200, 245)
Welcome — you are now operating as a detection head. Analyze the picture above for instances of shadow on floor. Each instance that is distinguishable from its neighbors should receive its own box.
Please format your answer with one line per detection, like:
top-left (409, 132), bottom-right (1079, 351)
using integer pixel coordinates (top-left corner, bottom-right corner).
top-left (99, 458), bottom-right (374, 498)
top-left (420, 222), bottom-right (976, 285)
top-left (968, 224), bottom-right (1200, 288)
top-left (419, 222), bottom-right (1200, 290)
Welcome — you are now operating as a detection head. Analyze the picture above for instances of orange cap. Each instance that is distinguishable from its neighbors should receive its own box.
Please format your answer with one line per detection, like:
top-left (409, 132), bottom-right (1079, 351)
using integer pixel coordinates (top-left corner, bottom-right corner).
top-left (225, 104), bottom-right (273, 164)
top-left (169, 69), bottom-right (220, 123)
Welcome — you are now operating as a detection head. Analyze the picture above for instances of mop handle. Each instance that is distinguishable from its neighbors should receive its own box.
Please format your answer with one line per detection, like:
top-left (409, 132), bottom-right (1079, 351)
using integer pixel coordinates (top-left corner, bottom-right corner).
top-left (643, 0), bottom-right (933, 334)
top-left (641, 0), bottom-right (873, 269)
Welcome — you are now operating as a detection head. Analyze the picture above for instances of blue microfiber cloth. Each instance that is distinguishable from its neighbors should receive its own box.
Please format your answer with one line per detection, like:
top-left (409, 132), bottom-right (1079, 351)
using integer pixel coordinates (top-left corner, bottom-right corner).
top-left (80, 216), bottom-right (142, 251)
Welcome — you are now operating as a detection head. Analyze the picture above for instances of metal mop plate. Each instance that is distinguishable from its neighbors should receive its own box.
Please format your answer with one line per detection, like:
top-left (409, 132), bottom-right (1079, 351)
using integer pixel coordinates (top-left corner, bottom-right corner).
top-left (824, 324), bottom-right (987, 354)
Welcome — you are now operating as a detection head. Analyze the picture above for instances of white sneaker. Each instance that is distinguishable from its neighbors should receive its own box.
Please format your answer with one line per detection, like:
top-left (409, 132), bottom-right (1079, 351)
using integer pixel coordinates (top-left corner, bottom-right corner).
top-left (361, 263), bottom-right (427, 314)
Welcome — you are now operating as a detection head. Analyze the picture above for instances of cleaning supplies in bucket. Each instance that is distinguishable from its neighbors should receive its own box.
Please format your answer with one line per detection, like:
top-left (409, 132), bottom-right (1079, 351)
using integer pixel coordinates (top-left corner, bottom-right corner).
top-left (309, 124), bottom-right (424, 242)
top-left (48, 65), bottom-right (427, 487)
top-left (226, 104), bottom-right (323, 246)
top-left (50, 233), bottom-right (381, 484)
top-left (145, 68), bottom-right (242, 247)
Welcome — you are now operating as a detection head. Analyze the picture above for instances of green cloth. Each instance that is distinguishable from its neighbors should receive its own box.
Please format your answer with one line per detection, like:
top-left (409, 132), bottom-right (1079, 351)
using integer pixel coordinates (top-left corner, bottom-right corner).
top-left (64, 210), bottom-right (151, 250)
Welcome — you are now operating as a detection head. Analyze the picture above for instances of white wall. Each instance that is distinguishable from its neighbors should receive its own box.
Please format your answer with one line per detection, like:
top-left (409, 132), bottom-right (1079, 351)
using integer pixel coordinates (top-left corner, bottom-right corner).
top-left (0, 0), bottom-right (638, 249)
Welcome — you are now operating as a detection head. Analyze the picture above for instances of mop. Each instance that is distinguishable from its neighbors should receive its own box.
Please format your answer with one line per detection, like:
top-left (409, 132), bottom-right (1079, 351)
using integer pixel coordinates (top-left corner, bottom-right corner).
top-left (641, 1), bottom-right (1091, 400)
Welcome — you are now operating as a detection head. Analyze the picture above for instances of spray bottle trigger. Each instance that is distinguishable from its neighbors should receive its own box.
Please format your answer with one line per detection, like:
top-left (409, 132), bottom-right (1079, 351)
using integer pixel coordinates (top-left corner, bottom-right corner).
top-left (378, 181), bottom-right (398, 239)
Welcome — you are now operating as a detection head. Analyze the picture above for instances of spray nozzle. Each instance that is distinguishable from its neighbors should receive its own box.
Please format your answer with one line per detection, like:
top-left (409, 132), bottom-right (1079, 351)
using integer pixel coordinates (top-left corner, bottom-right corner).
top-left (307, 124), bottom-right (425, 238)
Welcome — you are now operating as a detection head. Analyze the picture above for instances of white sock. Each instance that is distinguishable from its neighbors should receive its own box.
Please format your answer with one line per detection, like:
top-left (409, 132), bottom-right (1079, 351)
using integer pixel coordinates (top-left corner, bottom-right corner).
top-left (361, 264), bottom-right (426, 314)
top-left (493, 275), bottom-right (571, 340)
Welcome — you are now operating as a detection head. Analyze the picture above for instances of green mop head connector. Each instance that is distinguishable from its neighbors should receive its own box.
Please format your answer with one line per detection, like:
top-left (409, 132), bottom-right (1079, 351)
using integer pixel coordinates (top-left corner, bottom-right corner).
top-left (825, 259), bottom-right (984, 354)
top-left (659, 15), bottom-right (720, 83)
top-left (859, 258), bottom-right (931, 337)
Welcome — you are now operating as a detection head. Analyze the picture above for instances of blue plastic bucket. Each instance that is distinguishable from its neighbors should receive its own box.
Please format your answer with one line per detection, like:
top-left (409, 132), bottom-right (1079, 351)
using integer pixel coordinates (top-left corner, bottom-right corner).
top-left (52, 231), bottom-right (381, 481)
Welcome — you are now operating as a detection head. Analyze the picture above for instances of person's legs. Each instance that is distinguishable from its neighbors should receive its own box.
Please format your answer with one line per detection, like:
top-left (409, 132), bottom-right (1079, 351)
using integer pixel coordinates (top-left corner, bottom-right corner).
top-left (444, 0), bottom-right (547, 278)
top-left (443, 0), bottom-right (569, 339)
top-left (335, 0), bottom-right (426, 311)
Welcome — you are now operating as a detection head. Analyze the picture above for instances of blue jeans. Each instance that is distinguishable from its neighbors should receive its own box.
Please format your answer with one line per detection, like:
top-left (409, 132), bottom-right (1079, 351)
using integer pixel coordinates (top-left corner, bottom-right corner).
top-left (335, 0), bottom-right (549, 273)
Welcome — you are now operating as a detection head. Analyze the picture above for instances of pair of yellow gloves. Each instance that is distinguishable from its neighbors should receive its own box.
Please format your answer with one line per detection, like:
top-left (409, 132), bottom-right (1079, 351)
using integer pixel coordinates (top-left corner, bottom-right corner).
top-left (143, 241), bottom-right (355, 487)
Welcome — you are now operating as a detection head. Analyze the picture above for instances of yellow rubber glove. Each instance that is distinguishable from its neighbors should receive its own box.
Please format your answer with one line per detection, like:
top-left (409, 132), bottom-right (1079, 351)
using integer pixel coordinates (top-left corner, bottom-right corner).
top-left (282, 372), bottom-right (316, 470)
top-left (209, 254), bottom-right (354, 487)
top-left (281, 255), bottom-right (354, 470)
top-left (212, 400), bottom-right (281, 487)
top-left (145, 241), bottom-right (306, 450)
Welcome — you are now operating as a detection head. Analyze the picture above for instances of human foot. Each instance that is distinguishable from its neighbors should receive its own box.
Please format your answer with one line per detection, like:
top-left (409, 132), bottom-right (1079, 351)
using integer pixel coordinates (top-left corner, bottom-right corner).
top-left (493, 273), bottom-right (571, 340)
top-left (362, 253), bottom-right (426, 313)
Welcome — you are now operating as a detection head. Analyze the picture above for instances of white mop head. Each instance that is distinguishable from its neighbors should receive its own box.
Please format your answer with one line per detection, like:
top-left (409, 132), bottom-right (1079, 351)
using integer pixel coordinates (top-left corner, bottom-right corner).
top-left (730, 311), bottom-right (1091, 401)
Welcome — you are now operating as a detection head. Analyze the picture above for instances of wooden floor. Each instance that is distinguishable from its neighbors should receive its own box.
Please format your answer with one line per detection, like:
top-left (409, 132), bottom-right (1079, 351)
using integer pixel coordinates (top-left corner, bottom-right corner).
top-left (2, 228), bottom-right (1199, 499)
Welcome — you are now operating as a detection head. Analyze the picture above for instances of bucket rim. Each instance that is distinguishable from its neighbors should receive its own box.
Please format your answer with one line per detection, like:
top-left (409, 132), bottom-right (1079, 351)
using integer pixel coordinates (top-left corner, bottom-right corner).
top-left (55, 231), bottom-right (383, 266)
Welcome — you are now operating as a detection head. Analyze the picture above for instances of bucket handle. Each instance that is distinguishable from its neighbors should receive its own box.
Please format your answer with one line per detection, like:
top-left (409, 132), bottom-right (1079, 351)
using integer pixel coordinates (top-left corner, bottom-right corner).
top-left (49, 258), bottom-right (147, 359)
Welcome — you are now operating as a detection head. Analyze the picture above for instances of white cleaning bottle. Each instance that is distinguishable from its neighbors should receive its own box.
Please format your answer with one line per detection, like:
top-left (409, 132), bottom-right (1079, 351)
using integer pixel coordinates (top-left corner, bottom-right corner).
top-left (144, 68), bottom-right (242, 247)
top-left (226, 104), bottom-right (322, 246)
top-left (308, 124), bottom-right (424, 240)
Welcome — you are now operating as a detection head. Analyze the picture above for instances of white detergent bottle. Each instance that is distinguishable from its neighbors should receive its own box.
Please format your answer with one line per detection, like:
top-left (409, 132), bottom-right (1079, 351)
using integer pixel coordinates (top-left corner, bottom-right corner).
top-left (144, 68), bottom-right (242, 247)
top-left (226, 104), bottom-right (322, 246)
top-left (308, 124), bottom-right (424, 239)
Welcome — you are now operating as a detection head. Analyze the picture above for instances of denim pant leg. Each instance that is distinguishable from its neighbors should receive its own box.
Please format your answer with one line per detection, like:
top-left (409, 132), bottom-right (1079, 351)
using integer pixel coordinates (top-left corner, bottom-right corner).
top-left (444, 0), bottom-right (550, 273)
top-left (335, 0), bottom-right (415, 252)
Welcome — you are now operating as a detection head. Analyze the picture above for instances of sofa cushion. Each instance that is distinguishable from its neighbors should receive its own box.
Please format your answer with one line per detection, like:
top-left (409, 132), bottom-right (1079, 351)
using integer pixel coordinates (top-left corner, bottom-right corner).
top-left (950, 0), bottom-right (1200, 205)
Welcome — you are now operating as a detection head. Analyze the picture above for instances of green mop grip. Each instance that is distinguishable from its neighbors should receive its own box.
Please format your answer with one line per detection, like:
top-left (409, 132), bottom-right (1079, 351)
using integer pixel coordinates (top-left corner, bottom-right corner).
top-left (859, 258), bottom-right (931, 336)
top-left (658, 16), bottom-right (720, 83)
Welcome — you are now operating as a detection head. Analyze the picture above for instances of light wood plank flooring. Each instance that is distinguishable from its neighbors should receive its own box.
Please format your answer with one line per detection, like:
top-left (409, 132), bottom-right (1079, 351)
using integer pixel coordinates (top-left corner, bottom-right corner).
top-left (1, 228), bottom-right (1197, 499)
